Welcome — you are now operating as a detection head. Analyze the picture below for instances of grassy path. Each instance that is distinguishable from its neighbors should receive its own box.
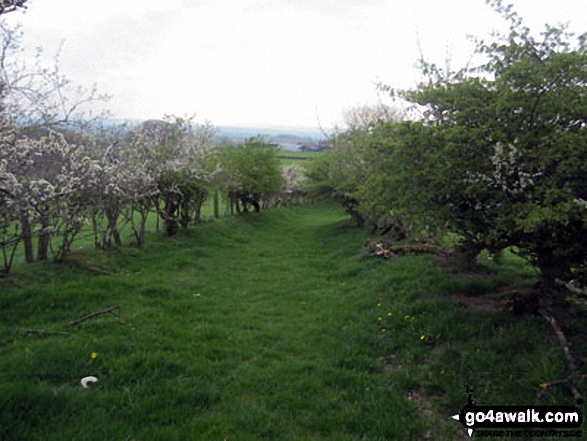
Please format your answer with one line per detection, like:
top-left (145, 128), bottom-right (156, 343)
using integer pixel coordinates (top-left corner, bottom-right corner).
top-left (0, 205), bottom-right (576, 440)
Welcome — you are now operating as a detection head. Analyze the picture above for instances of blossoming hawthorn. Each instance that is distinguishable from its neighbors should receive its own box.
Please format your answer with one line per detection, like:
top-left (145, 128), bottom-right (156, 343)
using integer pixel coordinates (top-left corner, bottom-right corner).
top-left (0, 112), bottom-right (216, 270)
top-left (0, 129), bottom-right (99, 262)
top-left (0, 19), bottom-right (217, 268)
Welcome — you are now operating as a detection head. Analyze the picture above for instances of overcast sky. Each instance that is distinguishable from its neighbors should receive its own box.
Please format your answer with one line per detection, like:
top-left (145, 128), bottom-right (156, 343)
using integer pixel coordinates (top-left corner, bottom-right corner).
top-left (4, 0), bottom-right (586, 129)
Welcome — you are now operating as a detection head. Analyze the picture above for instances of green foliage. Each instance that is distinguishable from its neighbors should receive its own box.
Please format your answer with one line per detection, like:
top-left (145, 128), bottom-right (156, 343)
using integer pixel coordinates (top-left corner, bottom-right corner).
top-left (398, 13), bottom-right (587, 290)
top-left (303, 131), bottom-right (374, 226)
top-left (308, 3), bottom-right (587, 294)
top-left (353, 122), bottom-right (443, 235)
top-left (215, 137), bottom-right (284, 212)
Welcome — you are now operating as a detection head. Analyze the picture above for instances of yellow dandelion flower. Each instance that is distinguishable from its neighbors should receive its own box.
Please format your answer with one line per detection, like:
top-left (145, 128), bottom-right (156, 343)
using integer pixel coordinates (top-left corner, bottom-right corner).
top-left (540, 383), bottom-right (547, 389)
top-left (404, 314), bottom-right (410, 320)
top-left (91, 352), bottom-right (98, 359)
top-left (440, 369), bottom-right (445, 375)
top-left (377, 302), bottom-right (382, 307)
top-left (387, 312), bottom-right (392, 317)
top-left (377, 317), bottom-right (383, 322)
top-left (381, 328), bottom-right (386, 334)
top-left (420, 335), bottom-right (425, 341)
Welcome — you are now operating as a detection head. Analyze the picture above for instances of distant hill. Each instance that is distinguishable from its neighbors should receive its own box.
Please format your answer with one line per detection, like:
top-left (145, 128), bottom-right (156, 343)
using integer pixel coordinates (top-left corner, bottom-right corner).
top-left (215, 126), bottom-right (326, 142)
top-left (215, 125), bottom-right (331, 152)
top-left (99, 120), bottom-right (330, 151)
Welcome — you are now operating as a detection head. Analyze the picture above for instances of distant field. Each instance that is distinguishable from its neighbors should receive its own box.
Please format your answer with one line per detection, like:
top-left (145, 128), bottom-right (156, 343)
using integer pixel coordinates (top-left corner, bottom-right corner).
top-left (278, 150), bottom-right (321, 158)
top-left (277, 150), bottom-right (322, 165)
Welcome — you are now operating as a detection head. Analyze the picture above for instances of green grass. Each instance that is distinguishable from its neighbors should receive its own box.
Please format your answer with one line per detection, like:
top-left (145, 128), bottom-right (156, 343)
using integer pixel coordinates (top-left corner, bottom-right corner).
top-left (0, 205), bottom-right (584, 440)
top-left (276, 151), bottom-right (321, 159)
top-left (277, 150), bottom-right (322, 165)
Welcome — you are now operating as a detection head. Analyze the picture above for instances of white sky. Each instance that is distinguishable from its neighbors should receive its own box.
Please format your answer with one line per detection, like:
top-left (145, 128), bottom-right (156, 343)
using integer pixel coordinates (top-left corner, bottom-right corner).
top-left (4, 0), bottom-right (586, 129)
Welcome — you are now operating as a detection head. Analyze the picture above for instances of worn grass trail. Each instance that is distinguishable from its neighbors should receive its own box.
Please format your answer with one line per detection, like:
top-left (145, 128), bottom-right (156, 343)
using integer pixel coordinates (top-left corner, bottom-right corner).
top-left (163, 206), bottom-right (421, 439)
top-left (0, 206), bottom-right (422, 440)
top-left (0, 205), bottom-right (577, 440)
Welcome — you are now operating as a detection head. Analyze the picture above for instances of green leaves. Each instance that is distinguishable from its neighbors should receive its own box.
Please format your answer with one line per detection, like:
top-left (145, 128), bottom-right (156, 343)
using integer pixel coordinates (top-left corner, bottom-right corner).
top-left (214, 137), bottom-right (284, 206)
top-left (310, 2), bottom-right (587, 291)
top-left (401, 4), bottom-right (587, 287)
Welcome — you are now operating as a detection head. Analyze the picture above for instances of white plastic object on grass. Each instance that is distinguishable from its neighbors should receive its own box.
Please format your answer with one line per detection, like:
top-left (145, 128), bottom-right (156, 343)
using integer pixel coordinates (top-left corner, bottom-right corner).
top-left (80, 376), bottom-right (98, 388)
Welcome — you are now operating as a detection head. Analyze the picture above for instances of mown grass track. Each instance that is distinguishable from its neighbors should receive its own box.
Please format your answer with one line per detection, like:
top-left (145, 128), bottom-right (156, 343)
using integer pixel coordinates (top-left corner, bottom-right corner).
top-left (0, 205), bottom-right (580, 440)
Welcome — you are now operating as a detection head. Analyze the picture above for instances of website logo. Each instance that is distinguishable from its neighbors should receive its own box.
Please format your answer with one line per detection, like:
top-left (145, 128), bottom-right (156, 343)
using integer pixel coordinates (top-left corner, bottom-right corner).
top-left (451, 388), bottom-right (583, 438)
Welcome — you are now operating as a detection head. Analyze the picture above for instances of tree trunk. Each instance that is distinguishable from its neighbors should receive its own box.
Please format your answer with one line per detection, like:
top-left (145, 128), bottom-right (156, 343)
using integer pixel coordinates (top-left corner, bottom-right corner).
top-left (91, 210), bottom-right (101, 249)
top-left (20, 215), bottom-right (34, 263)
top-left (105, 206), bottom-right (122, 247)
top-left (164, 197), bottom-right (179, 236)
top-left (535, 249), bottom-right (567, 307)
top-left (234, 194), bottom-right (241, 214)
top-left (228, 192), bottom-right (234, 216)
top-left (248, 196), bottom-right (260, 213)
top-left (155, 198), bottom-right (160, 233)
top-left (36, 206), bottom-right (51, 260)
top-left (213, 190), bottom-right (219, 219)
top-left (136, 211), bottom-right (147, 248)
top-left (194, 193), bottom-right (205, 223)
top-left (58, 233), bottom-right (71, 262)
top-left (180, 202), bottom-right (190, 229)
top-left (37, 233), bottom-right (49, 261)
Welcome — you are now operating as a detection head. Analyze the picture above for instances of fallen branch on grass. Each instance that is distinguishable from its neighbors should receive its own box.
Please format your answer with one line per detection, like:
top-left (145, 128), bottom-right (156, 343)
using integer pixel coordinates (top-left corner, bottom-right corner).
top-left (25, 328), bottom-right (70, 335)
top-left (70, 305), bottom-right (129, 326)
top-left (86, 266), bottom-right (117, 276)
top-left (556, 279), bottom-right (587, 298)
top-left (537, 308), bottom-right (583, 404)
top-left (536, 374), bottom-right (583, 404)
top-left (365, 239), bottom-right (444, 259)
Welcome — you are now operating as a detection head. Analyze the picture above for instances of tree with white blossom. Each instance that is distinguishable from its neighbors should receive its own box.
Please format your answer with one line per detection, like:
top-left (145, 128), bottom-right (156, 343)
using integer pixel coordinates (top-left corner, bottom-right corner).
top-left (0, 20), bottom-right (110, 132)
top-left (386, 0), bottom-right (587, 296)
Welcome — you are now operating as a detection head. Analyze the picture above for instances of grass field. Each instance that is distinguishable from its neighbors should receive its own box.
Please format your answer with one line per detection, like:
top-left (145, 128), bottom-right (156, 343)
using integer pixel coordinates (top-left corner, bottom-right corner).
top-left (277, 150), bottom-right (322, 166)
top-left (0, 204), bottom-right (584, 440)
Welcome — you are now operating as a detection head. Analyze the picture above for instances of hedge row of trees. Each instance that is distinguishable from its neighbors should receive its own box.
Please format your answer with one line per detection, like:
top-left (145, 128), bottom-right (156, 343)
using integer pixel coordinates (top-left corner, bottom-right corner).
top-left (0, 115), bottom-right (309, 277)
top-left (305, 0), bottom-right (587, 305)
top-left (0, 18), bottom-right (308, 277)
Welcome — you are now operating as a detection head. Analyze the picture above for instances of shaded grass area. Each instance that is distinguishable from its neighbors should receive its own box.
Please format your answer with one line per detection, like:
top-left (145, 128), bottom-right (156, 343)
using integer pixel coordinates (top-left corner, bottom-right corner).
top-left (0, 205), bottom-right (583, 440)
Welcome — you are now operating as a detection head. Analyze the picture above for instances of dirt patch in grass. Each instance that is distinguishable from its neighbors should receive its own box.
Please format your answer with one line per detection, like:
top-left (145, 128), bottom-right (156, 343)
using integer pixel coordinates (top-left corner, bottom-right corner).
top-left (450, 294), bottom-right (509, 311)
top-left (454, 272), bottom-right (495, 280)
top-left (406, 387), bottom-right (469, 440)
top-left (450, 284), bottom-right (539, 312)
top-left (379, 353), bottom-right (404, 374)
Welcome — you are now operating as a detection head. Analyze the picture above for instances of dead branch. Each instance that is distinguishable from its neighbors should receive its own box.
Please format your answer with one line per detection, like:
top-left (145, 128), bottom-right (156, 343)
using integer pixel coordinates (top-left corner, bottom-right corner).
top-left (86, 265), bottom-right (117, 276)
top-left (537, 308), bottom-right (583, 403)
top-left (25, 328), bottom-right (69, 335)
top-left (556, 279), bottom-right (587, 298)
top-left (388, 244), bottom-right (444, 254)
top-left (107, 309), bottom-right (129, 325)
top-left (539, 309), bottom-right (577, 370)
top-left (70, 305), bottom-right (128, 326)
top-left (366, 240), bottom-right (445, 259)
top-left (536, 374), bottom-right (583, 404)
